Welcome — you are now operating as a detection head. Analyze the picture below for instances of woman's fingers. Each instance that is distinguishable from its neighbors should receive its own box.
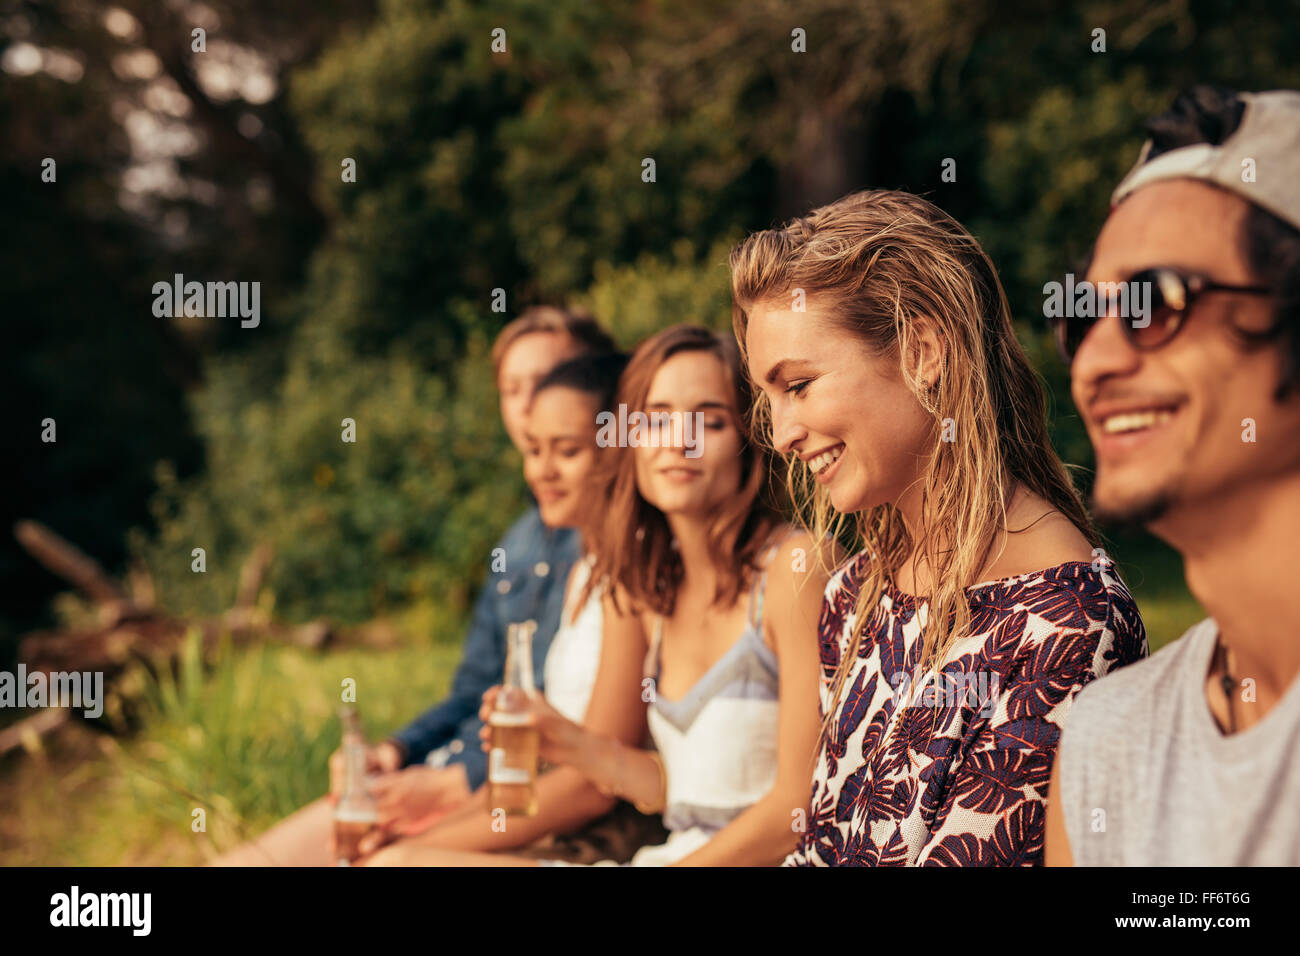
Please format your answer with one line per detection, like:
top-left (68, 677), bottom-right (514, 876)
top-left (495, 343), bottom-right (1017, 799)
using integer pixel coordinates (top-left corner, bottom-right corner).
top-left (374, 796), bottom-right (405, 829)
top-left (367, 773), bottom-right (405, 822)
top-left (478, 685), bottom-right (501, 723)
top-left (366, 772), bottom-right (396, 798)
top-left (356, 826), bottom-right (391, 858)
top-left (369, 742), bottom-right (402, 774)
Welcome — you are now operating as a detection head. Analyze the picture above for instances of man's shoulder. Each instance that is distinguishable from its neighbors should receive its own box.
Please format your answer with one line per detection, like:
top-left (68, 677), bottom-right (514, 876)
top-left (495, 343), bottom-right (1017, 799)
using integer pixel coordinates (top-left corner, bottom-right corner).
top-left (1071, 617), bottom-right (1216, 725)
top-left (499, 505), bottom-right (544, 542)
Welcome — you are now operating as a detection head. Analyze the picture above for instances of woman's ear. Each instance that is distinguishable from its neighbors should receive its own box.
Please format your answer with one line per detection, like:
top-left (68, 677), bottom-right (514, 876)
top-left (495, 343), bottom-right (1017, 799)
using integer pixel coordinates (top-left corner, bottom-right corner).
top-left (907, 317), bottom-right (947, 390)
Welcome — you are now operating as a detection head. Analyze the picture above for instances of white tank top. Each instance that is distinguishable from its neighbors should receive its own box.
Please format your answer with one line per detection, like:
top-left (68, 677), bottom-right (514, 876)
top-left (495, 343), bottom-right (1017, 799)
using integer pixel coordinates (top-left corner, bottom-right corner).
top-left (542, 556), bottom-right (602, 724)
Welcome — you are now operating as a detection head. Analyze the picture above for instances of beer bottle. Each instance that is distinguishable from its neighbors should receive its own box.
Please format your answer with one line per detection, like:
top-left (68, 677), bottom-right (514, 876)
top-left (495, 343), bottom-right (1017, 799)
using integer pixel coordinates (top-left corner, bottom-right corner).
top-left (333, 704), bottom-right (378, 865)
top-left (487, 620), bottom-right (540, 816)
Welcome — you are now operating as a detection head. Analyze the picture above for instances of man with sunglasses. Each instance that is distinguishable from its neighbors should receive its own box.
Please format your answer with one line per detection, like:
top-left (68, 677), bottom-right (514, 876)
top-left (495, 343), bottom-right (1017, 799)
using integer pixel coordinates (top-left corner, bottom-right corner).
top-left (1045, 86), bottom-right (1300, 866)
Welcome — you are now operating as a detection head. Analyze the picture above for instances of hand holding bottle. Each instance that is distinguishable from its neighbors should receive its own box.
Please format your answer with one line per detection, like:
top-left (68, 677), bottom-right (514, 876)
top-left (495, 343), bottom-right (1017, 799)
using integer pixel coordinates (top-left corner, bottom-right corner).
top-left (351, 763), bottom-right (472, 856)
top-left (328, 740), bottom-right (402, 798)
top-left (478, 685), bottom-right (586, 767)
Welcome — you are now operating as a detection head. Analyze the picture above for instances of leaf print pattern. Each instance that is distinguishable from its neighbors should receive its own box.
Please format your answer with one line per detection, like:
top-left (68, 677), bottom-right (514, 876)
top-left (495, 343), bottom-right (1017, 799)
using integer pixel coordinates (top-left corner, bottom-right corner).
top-left (783, 558), bottom-right (1147, 866)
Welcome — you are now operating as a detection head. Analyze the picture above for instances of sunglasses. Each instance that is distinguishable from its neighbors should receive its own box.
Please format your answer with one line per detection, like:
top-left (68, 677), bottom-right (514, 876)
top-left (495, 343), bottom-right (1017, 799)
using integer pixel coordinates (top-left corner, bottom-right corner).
top-left (1053, 266), bottom-right (1271, 364)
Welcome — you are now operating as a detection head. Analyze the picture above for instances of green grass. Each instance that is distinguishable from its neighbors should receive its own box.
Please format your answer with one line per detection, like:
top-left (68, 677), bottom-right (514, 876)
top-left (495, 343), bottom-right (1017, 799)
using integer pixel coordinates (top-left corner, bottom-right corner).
top-left (0, 531), bottom-right (1202, 865)
top-left (0, 619), bottom-right (463, 866)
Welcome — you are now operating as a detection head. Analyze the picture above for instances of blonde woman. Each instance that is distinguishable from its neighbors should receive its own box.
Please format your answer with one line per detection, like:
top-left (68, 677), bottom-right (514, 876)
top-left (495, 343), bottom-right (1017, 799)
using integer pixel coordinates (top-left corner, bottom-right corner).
top-left (730, 189), bottom-right (1148, 865)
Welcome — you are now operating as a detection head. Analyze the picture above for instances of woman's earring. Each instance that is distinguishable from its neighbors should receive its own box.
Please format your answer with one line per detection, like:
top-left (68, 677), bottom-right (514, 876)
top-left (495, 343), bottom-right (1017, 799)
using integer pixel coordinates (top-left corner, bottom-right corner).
top-left (919, 379), bottom-right (939, 416)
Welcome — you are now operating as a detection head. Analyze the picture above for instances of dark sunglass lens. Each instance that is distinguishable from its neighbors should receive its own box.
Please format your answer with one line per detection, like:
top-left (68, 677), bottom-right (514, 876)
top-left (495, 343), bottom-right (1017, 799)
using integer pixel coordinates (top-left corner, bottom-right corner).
top-left (1125, 269), bottom-right (1185, 348)
top-left (1057, 315), bottom-right (1091, 363)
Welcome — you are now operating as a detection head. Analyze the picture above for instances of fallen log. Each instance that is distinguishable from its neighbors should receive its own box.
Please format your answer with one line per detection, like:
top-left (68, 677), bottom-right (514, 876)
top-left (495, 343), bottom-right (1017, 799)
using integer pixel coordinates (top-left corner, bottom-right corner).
top-left (10, 521), bottom-right (384, 753)
top-left (18, 615), bottom-right (336, 678)
top-left (14, 520), bottom-right (130, 607)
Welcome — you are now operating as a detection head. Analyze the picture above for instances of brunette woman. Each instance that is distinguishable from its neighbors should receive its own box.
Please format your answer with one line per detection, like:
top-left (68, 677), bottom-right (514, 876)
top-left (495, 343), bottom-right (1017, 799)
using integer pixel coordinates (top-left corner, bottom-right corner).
top-left (368, 325), bottom-right (829, 866)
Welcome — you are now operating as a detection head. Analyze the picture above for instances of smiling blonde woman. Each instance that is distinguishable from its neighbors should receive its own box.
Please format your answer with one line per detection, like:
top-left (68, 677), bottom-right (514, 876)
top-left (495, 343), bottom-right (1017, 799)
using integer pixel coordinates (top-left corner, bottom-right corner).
top-left (731, 189), bottom-right (1149, 865)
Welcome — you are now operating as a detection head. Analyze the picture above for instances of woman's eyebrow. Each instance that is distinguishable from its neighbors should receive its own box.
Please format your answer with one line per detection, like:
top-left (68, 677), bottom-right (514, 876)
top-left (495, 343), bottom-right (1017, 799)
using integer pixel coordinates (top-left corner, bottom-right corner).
top-left (646, 400), bottom-right (729, 411)
top-left (763, 358), bottom-right (813, 384)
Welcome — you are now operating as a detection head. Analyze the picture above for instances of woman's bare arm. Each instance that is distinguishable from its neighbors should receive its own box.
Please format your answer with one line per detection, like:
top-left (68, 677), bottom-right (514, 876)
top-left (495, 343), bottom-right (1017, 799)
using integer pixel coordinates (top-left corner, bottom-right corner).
top-left (672, 531), bottom-right (829, 866)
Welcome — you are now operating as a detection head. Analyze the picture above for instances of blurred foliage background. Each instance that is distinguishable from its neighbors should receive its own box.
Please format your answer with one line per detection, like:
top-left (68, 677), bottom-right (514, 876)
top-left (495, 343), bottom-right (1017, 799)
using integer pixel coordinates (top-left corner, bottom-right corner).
top-left (4, 0), bottom-right (1299, 862)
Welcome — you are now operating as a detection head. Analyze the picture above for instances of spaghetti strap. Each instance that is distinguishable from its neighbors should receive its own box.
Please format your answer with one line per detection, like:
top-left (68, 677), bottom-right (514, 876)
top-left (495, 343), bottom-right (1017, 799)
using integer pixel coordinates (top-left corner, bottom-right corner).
top-left (746, 570), bottom-right (765, 628)
top-left (748, 526), bottom-right (800, 628)
top-left (645, 615), bottom-right (665, 681)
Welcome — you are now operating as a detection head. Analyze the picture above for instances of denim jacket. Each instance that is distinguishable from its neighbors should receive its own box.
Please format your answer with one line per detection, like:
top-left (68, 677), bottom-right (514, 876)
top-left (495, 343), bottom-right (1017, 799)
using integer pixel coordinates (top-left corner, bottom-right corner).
top-left (389, 506), bottom-right (579, 789)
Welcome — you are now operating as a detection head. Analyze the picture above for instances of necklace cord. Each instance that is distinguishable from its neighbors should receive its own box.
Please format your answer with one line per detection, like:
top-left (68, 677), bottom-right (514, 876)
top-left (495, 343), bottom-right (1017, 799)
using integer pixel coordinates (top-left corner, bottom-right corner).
top-left (1218, 638), bottom-right (1236, 734)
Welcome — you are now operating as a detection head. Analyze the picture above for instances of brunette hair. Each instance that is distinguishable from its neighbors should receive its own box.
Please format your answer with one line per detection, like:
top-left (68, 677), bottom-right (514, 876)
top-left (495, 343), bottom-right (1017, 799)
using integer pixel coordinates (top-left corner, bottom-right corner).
top-left (532, 352), bottom-right (629, 411)
top-left (592, 325), bottom-right (782, 616)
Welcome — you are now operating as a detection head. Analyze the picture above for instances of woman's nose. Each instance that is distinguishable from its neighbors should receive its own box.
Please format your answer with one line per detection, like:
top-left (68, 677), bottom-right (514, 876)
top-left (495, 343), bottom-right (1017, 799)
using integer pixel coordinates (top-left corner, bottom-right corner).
top-left (770, 402), bottom-right (807, 455)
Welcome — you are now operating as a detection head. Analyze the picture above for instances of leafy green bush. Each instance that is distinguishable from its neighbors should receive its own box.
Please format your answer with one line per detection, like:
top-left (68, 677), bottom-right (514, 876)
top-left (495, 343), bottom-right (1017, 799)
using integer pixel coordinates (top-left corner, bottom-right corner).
top-left (131, 320), bottom-right (524, 627)
top-left (130, 239), bottom-right (738, 629)
top-left (575, 237), bottom-right (739, 346)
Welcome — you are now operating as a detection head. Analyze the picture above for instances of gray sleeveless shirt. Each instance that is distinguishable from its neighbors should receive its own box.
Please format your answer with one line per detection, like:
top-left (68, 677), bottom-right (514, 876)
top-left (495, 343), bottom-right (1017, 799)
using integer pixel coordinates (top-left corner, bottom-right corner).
top-left (1057, 617), bottom-right (1300, 865)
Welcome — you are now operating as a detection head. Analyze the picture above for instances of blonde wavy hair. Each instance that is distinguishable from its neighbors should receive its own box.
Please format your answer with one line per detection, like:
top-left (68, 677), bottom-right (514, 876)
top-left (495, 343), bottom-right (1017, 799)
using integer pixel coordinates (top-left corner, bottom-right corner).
top-left (730, 189), bottom-right (1097, 743)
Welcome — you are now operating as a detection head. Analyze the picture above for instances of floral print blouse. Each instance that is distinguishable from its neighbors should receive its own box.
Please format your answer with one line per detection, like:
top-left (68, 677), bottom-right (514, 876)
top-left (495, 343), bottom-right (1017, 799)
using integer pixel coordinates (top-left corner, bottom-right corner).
top-left (785, 554), bottom-right (1147, 866)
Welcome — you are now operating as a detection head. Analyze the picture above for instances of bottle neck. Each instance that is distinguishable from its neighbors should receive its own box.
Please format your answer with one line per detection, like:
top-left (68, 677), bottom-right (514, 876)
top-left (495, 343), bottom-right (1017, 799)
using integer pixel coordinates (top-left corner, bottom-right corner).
top-left (341, 733), bottom-right (364, 789)
top-left (337, 714), bottom-right (374, 810)
top-left (502, 621), bottom-right (537, 694)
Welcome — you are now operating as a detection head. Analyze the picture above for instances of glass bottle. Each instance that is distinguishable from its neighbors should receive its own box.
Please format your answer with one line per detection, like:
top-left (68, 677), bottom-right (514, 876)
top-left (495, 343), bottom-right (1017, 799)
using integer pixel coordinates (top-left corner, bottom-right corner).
top-left (487, 621), bottom-right (540, 816)
top-left (333, 704), bottom-right (378, 864)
